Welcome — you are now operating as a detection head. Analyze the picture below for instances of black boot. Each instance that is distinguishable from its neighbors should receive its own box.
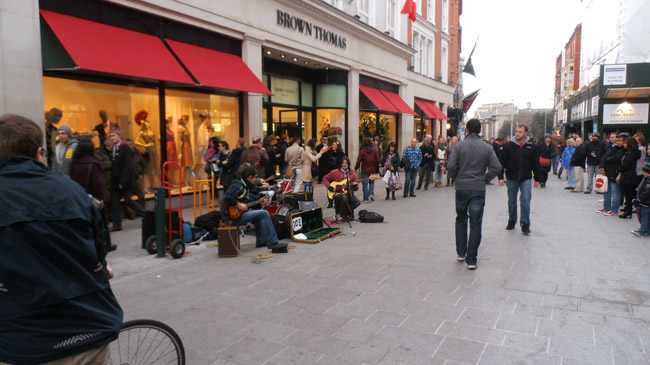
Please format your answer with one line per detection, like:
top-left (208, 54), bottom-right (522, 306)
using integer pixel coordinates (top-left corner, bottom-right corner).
top-left (327, 199), bottom-right (333, 208)
top-left (385, 189), bottom-right (390, 200)
top-left (391, 191), bottom-right (396, 200)
top-left (619, 211), bottom-right (632, 219)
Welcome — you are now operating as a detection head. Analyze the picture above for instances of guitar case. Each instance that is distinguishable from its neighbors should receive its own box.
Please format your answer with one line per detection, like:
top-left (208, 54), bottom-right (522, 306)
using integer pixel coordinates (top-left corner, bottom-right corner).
top-left (282, 192), bottom-right (313, 209)
top-left (289, 207), bottom-right (341, 244)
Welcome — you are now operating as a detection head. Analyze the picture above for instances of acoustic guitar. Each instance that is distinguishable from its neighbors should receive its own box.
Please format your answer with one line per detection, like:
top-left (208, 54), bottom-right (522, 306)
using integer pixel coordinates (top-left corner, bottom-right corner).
top-left (327, 173), bottom-right (380, 200)
top-left (225, 197), bottom-right (265, 220)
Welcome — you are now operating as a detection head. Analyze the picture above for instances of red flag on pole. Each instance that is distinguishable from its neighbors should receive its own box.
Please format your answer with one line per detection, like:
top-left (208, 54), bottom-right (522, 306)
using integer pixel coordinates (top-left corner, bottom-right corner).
top-left (401, 0), bottom-right (417, 23)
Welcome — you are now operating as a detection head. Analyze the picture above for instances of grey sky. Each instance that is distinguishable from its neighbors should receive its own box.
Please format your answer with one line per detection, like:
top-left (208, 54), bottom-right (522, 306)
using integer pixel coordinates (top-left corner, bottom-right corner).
top-left (460, 0), bottom-right (582, 115)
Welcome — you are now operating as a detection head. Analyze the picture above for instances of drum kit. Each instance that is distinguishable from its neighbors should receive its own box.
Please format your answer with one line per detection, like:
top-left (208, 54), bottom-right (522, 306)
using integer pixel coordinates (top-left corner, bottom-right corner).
top-left (257, 178), bottom-right (294, 217)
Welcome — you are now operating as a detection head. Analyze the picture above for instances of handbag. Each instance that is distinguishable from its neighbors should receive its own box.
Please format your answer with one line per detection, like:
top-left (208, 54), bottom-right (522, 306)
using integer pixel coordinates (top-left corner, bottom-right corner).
top-left (594, 174), bottom-right (608, 193)
top-left (311, 162), bottom-right (319, 178)
top-left (539, 156), bottom-right (551, 167)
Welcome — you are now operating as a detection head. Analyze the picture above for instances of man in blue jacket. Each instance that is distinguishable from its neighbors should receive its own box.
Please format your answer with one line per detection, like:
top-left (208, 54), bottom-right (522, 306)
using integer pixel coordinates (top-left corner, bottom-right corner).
top-left (0, 114), bottom-right (123, 364)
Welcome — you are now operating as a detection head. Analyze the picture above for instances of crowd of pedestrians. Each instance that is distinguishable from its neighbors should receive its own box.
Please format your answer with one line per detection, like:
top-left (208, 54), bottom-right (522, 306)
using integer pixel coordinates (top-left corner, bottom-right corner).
top-left (530, 130), bottom-right (649, 237)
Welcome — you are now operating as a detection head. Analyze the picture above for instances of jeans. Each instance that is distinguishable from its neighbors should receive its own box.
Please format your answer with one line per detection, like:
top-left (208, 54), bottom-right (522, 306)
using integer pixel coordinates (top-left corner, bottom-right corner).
top-left (586, 164), bottom-right (598, 192)
top-left (303, 181), bottom-right (314, 194)
top-left (566, 167), bottom-right (575, 188)
top-left (455, 190), bottom-right (486, 265)
top-left (417, 164), bottom-right (432, 188)
top-left (334, 194), bottom-right (361, 218)
top-left (238, 209), bottom-right (278, 246)
top-left (404, 168), bottom-right (418, 195)
top-left (639, 206), bottom-right (650, 234)
top-left (506, 179), bottom-right (532, 225)
top-left (361, 173), bottom-right (375, 200)
top-left (574, 166), bottom-right (584, 191)
top-left (434, 160), bottom-right (443, 183)
top-left (552, 155), bottom-right (560, 174)
top-left (111, 186), bottom-right (145, 227)
top-left (603, 180), bottom-right (621, 213)
top-left (292, 168), bottom-right (303, 193)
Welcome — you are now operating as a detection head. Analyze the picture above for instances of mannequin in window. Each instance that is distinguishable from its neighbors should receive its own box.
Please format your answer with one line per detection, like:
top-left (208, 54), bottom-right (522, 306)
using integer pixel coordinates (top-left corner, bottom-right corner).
top-left (177, 114), bottom-right (193, 186)
top-left (196, 112), bottom-right (214, 176)
top-left (93, 110), bottom-right (118, 145)
top-left (165, 115), bottom-right (179, 186)
top-left (134, 110), bottom-right (158, 190)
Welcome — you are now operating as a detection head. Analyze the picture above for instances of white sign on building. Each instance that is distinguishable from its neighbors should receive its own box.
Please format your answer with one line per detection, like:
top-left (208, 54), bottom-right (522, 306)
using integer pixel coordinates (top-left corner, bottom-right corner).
top-left (603, 103), bottom-right (649, 125)
top-left (603, 64), bottom-right (627, 85)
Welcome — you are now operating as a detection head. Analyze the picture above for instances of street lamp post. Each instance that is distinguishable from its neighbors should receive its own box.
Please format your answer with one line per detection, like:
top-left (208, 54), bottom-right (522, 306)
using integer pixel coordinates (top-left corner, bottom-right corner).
top-left (510, 100), bottom-right (514, 137)
top-left (544, 111), bottom-right (547, 136)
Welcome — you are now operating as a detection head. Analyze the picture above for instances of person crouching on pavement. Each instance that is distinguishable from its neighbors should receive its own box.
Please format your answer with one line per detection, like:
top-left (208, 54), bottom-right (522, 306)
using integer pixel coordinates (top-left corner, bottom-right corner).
top-left (220, 165), bottom-right (288, 252)
top-left (323, 156), bottom-right (360, 221)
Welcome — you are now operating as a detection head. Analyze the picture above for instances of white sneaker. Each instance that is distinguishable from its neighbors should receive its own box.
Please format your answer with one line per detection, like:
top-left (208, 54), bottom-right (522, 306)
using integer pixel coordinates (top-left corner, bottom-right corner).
top-left (369, 195), bottom-right (375, 201)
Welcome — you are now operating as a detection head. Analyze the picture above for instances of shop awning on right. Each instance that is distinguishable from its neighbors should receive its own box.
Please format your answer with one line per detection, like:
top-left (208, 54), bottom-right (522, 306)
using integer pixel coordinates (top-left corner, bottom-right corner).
top-left (415, 98), bottom-right (449, 120)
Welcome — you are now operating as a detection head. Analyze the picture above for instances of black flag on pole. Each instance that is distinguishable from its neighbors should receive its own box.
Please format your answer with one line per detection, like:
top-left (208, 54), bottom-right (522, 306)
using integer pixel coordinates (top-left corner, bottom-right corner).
top-left (462, 38), bottom-right (478, 76)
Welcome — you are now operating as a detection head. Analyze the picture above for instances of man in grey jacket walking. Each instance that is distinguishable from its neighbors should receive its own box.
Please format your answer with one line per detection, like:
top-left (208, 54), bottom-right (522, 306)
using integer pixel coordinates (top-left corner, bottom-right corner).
top-left (446, 119), bottom-right (502, 270)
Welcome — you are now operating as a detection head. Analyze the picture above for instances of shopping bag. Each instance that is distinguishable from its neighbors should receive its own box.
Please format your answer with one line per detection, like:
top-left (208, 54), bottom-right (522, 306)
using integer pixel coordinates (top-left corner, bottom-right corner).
top-left (594, 174), bottom-right (608, 193)
top-left (382, 171), bottom-right (391, 185)
top-left (388, 173), bottom-right (403, 191)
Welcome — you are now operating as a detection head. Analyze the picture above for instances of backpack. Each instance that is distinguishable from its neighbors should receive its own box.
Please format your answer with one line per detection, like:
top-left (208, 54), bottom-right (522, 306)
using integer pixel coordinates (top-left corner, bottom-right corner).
top-left (358, 210), bottom-right (384, 223)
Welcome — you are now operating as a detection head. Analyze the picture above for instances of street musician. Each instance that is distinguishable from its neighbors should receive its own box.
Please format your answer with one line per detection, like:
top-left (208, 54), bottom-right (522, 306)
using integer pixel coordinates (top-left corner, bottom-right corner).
top-left (323, 156), bottom-right (361, 221)
top-left (220, 165), bottom-right (287, 252)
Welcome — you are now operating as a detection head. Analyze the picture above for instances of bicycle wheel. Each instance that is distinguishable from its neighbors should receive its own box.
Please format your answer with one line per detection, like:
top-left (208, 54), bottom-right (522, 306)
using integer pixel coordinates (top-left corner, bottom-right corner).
top-left (109, 319), bottom-right (185, 365)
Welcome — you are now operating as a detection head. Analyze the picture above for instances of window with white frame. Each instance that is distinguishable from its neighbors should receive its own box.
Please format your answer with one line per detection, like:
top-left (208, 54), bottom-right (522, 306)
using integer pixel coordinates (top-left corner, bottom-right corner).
top-left (427, 0), bottom-right (434, 22)
top-left (386, 0), bottom-right (396, 36)
top-left (412, 30), bottom-right (433, 77)
top-left (442, 0), bottom-right (449, 33)
top-left (322, 0), bottom-right (342, 8)
top-left (413, 32), bottom-right (421, 71)
top-left (417, 0), bottom-right (422, 15)
top-left (441, 45), bottom-right (448, 83)
top-left (358, 0), bottom-right (370, 23)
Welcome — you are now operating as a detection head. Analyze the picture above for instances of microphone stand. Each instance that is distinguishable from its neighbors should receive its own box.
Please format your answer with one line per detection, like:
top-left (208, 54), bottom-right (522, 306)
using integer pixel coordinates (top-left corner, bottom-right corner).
top-left (343, 169), bottom-right (352, 228)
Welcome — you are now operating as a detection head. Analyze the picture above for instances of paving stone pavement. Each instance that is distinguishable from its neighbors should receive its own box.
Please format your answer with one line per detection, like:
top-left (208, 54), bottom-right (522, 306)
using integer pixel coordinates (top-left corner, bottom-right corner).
top-left (108, 173), bottom-right (650, 364)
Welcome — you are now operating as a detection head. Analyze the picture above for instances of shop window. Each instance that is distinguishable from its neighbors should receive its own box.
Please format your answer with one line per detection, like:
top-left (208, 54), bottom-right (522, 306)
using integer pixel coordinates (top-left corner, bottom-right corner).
top-left (359, 112), bottom-right (396, 151)
top-left (43, 77), bottom-right (240, 192)
top-left (44, 77), bottom-right (161, 190)
top-left (316, 84), bottom-right (347, 108)
top-left (270, 76), bottom-right (299, 105)
top-left (302, 82), bottom-right (313, 107)
top-left (318, 109), bottom-right (346, 151)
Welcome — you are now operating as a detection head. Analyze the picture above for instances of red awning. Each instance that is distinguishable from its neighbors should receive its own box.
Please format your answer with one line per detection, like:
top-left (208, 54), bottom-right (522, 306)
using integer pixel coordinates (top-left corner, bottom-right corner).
top-left (40, 10), bottom-right (194, 84)
top-left (380, 90), bottom-right (417, 115)
top-left (415, 98), bottom-right (450, 120)
top-left (166, 40), bottom-right (271, 95)
top-left (359, 86), bottom-right (399, 113)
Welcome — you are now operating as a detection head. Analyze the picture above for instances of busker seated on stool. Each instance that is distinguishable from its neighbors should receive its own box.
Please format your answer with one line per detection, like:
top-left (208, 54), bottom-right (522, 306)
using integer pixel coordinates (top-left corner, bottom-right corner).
top-left (221, 165), bottom-right (288, 252)
top-left (323, 156), bottom-right (361, 221)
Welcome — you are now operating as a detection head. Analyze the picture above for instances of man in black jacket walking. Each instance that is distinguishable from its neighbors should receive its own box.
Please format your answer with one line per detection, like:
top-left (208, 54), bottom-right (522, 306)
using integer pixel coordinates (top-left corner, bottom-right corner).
top-left (584, 132), bottom-right (605, 193)
top-left (498, 124), bottom-right (541, 234)
top-left (109, 129), bottom-right (145, 231)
